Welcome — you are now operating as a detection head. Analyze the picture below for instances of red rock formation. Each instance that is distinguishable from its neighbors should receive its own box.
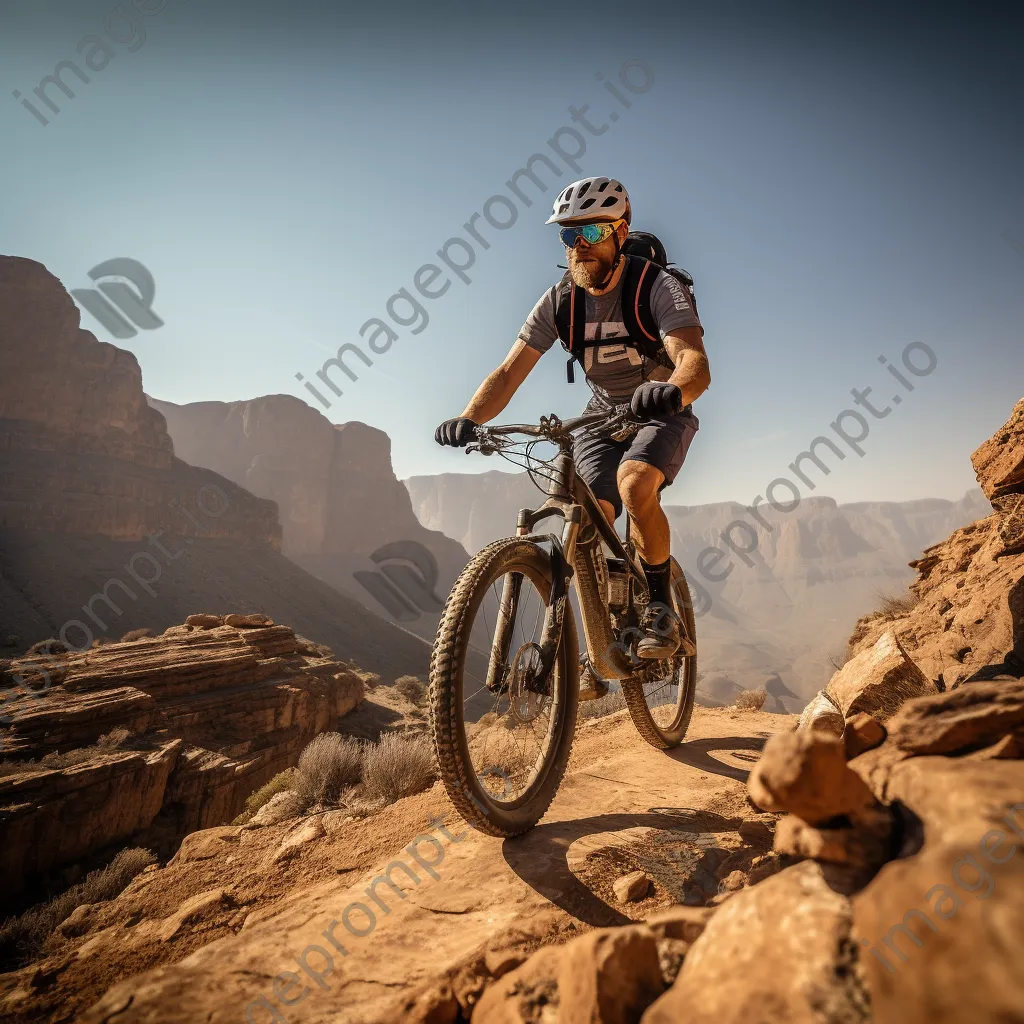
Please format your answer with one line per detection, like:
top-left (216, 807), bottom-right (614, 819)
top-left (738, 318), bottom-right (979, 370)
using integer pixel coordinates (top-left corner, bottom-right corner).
top-left (148, 396), bottom-right (471, 639)
top-left (0, 617), bottom-right (365, 909)
top-left (971, 397), bottom-right (1024, 501)
top-left (0, 257), bottom-right (280, 546)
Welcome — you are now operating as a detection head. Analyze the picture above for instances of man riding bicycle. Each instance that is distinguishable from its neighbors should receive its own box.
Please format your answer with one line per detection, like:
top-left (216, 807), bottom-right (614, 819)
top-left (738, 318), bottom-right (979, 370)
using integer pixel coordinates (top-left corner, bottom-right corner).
top-left (435, 176), bottom-right (711, 659)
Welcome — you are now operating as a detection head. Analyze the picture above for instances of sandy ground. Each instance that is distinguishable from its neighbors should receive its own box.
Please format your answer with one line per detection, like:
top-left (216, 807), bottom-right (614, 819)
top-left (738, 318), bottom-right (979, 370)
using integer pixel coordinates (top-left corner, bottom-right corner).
top-left (0, 704), bottom-right (792, 1024)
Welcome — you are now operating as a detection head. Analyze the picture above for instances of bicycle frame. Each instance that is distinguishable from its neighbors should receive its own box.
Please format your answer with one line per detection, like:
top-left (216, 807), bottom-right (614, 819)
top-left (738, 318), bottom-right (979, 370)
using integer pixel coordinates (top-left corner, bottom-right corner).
top-left (511, 447), bottom-right (646, 682)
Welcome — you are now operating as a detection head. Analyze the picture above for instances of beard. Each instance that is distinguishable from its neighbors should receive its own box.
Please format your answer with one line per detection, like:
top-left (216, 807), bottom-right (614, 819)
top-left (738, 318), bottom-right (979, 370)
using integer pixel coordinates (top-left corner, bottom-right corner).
top-left (568, 247), bottom-right (618, 289)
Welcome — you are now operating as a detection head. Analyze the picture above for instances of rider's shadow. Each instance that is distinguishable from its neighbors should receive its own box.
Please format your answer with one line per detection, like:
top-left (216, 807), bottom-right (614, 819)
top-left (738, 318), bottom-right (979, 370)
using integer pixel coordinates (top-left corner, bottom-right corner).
top-left (501, 808), bottom-right (747, 927)
top-left (663, 733), bottom-right (769, 783)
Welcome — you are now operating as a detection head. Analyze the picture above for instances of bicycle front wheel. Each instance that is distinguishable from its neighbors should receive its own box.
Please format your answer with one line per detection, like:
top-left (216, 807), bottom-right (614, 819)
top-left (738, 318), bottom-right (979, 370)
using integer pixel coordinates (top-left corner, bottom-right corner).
top-left (621, 557), bottom-right (698, 749)
top-left (429, 537), bottom-right (579, 837)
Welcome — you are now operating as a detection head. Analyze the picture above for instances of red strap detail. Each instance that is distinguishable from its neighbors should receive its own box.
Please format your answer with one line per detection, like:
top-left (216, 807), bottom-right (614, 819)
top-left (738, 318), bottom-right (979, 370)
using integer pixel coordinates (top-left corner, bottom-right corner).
top-left (569, 285), bottom-right (577, 351)
top-left (633, 261), bottom-right (658, 342)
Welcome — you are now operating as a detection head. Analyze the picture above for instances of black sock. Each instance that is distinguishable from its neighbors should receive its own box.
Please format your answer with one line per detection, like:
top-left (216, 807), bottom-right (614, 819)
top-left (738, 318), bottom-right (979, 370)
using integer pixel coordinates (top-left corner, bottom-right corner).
top-left (640, 556), bottom-right (671, 608)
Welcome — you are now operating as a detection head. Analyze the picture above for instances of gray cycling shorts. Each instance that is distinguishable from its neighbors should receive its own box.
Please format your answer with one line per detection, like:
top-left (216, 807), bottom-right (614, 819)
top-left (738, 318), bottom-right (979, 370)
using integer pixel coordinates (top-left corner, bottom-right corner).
top-left (572, 408), bottom-right (699, 518)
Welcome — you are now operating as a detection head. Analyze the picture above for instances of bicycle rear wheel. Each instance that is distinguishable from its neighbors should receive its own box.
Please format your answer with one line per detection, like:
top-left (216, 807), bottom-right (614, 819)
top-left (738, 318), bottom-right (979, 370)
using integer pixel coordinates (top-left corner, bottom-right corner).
top-left (429, 537), bottom-right (579, 837)
top-left (621, 558), bottom-right (698, 749)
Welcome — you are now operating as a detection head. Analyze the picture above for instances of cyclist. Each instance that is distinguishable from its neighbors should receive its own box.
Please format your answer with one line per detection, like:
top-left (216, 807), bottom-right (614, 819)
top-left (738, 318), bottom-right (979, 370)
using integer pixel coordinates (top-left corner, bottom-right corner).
top-left (435, 176), bottom-right (710, 658)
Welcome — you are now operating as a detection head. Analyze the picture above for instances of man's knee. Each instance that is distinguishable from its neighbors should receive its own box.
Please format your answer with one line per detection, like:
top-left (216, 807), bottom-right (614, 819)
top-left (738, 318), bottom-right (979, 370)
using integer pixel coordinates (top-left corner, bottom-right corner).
top-left (618, 462), bottom-right (663, 513)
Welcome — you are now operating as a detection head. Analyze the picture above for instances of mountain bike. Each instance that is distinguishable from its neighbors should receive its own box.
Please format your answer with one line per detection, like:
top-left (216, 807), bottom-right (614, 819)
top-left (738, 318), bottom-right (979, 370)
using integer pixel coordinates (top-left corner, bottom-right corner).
top-left (428, 403), bottom-right (698, 837)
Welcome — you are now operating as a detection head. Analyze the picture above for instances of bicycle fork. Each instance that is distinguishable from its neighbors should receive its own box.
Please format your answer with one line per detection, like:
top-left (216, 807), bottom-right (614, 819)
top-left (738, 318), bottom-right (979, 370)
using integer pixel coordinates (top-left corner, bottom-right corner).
top-left (484, 508), bottom-right (582, 695)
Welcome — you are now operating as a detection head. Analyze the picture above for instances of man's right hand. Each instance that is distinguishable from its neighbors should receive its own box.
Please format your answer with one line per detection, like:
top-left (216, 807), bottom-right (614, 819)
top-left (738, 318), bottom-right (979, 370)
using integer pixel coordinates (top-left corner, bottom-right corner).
top-left (434, 417), bottom-right (477, 447)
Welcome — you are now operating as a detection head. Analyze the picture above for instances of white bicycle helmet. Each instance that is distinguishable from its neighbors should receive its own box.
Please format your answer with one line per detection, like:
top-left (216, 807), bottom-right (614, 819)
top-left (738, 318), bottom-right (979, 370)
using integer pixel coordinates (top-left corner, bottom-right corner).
top-left (545, 176), bottom-right (631, 225)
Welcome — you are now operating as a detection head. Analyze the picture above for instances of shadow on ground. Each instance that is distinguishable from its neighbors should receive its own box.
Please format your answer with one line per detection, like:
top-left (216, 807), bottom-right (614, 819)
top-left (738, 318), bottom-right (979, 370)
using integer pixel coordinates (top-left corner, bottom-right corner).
top-left (502, 808), bottom-right (745, 926)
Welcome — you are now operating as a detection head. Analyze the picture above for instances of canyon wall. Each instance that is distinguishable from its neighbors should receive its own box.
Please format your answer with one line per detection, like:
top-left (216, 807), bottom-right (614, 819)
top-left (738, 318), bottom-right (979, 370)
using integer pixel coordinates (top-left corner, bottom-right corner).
top-left (149, 396), bottom-right (472, 641)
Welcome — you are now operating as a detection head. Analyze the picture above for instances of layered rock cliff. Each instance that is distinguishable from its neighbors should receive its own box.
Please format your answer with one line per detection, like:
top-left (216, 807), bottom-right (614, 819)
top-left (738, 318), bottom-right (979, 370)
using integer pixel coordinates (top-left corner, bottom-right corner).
top-left (0, 615), bottom-right (365, 911)
top-left (0, 257), bottom-right (280, 546)
top-left (149, 396), bottom-right (471, 641)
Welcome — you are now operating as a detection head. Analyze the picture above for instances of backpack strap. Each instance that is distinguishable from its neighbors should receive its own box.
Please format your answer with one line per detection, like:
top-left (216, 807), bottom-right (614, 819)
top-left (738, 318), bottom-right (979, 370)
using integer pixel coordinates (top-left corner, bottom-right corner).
top-left (552, 274), bottom-right (587, 383)
top-left (619, 255), bottom-right (661, 357)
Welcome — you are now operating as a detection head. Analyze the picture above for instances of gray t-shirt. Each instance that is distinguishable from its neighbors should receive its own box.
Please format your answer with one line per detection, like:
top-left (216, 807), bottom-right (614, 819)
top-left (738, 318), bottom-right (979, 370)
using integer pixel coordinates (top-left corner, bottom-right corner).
top-left (518, 267), bottom-right (702, 403)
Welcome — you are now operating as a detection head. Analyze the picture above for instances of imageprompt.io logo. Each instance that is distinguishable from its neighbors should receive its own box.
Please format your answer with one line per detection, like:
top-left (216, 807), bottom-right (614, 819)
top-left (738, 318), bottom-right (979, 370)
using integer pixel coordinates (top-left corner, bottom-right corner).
top-left (354, 541), bottom-right (444, 622)
top-left (71, 258), bottom-right (164, 340)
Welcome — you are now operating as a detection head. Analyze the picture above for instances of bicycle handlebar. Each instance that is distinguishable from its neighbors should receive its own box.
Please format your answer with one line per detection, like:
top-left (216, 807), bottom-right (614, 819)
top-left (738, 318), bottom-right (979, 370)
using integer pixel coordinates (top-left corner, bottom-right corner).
top-left (477, 403), bottom-right (635, 441)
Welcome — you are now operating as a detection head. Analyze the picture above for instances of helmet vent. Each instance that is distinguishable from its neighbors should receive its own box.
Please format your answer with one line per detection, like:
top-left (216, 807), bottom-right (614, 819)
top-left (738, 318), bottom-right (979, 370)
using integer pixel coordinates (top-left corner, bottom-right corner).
top-left (578, 181), bottom-right (591, 196)
top-left (600, 196), bottom-right (618, 208)
top-left (597, 180), bottom-right (608, 192)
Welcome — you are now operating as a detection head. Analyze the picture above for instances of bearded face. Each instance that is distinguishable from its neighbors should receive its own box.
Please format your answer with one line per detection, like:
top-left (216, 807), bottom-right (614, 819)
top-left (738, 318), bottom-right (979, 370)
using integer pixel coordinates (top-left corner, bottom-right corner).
top-left (566, 229), bottom-right (623, 290)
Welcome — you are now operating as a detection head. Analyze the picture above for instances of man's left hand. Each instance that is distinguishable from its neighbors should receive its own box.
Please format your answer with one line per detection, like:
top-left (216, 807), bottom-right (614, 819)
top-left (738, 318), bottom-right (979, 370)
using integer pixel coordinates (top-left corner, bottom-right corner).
top-left (630, 381), bottom-right (682, 420)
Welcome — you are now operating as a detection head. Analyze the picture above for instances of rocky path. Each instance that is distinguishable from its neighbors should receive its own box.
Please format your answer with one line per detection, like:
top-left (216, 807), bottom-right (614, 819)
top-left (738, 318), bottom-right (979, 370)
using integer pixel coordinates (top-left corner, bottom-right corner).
top-left (6, 705), bottom-right (787, 1024)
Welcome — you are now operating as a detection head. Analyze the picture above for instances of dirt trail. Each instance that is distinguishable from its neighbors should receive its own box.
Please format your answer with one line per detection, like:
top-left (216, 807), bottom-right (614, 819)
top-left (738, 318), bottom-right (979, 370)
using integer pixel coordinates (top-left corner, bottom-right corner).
top-left (15, 706), bottom-right (790, 1024)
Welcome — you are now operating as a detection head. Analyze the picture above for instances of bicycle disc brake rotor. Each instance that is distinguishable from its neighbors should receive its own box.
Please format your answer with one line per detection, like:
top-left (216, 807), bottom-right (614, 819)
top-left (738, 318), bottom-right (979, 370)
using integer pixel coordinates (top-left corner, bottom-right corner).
top-left (508, 642), bottom-right (547, 723)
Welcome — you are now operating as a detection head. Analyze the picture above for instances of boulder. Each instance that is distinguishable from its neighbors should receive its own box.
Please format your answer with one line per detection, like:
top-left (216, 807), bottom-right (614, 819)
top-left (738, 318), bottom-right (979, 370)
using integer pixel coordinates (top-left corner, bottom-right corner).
top-left (612, 870), bottom-right (651, 903)
top-left (886, 677), bottom-right (1024, 755)
top-left (158, 888), bottom-right (229, 942)
top-left (557, 925), bottom-right (664, 1024)
top-left (853, 757), bottom-right (1024, 1024)
top-left (185, 614), bottom-right (224, 629)
top-left (472, 945), bottom-right (564, 1023)
top-left (773, 809), bottom-right (892, 871)
top-left (748, 729), bottom-right (879, 825)
top-left (271, 814), bottom-right (325, 863)
top-left (224, 613), bottom-right (274, 628)
top-left (971, 397), bottom-right (1024, 501)
top-left (825, 632), bottom-right (931, 720)
top-left (797, 691), bottom-right (844, 736)
top-left (642, 861), bottom-right (865, 1023)
top-left (843, 712), bottom-right (887, 759)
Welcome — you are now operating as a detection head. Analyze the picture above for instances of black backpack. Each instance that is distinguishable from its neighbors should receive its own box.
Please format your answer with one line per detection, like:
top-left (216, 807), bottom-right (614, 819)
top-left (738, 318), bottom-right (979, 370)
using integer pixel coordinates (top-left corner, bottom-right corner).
top-left (553, 231), bottom-right (699, 384)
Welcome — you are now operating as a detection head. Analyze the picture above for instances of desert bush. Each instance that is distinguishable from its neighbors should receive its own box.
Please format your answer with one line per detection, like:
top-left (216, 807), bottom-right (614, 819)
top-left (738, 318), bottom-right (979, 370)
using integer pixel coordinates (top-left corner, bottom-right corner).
top-left (0, 847), bottom-right (155, 967)
top-left (393, 675), bottom-right (427, 705)
top-left (733, 689), bottom-right (768, 712)
top-left (362, 732), bottom-right (437, 802)
top-left (96, 727), bottom-right (132, 750)
top-left (242, 767), bottom-right (299, 819)
top-left (874, 588), bottom-right (919, 619)
top-left (35, 727), bottom-right (144, 770)
top-left (581, 689), bottom-right (627, 720)
top-left (295, 733), bottom-right (364, 807)
top-left (0, 759), bottom-right (40, 779)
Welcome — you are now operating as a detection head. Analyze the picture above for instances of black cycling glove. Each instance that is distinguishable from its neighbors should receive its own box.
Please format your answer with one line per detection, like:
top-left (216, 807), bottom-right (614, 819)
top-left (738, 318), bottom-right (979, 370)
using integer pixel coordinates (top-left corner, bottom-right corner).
top-left (630, 381), bottom-right (682, 421)
top-left (434, 417), bottom-right (477, 447)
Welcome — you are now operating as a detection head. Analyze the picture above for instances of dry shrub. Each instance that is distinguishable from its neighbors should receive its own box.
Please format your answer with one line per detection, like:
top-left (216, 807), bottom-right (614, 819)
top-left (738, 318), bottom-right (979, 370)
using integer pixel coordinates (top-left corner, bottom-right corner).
top-left (0, 847), bottom-right (154, 967)
top-left (581, 689), bottom-right (627, 720)
top-left (35, 728), bottom-right (143, 770)
top-left (96, 727), bottom-right (132, 750)
top-left (242, 767), bottom-right (299, 819)
top-left (295, 733), bottom-right (364, 807)
top-left (733, 689), bottom-right (768, 712)
top-left (874, 588), bottom-right (919, 620)
top-left (393, 675), bottom-right (427, 705)
top-left (362, 732), bottom-right (437, 802)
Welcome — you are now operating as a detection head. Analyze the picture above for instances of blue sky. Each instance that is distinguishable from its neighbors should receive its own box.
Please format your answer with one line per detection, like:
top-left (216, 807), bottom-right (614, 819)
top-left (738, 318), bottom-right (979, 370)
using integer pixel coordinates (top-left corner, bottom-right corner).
top-left (2, 0), bottom-right (1022, 504)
